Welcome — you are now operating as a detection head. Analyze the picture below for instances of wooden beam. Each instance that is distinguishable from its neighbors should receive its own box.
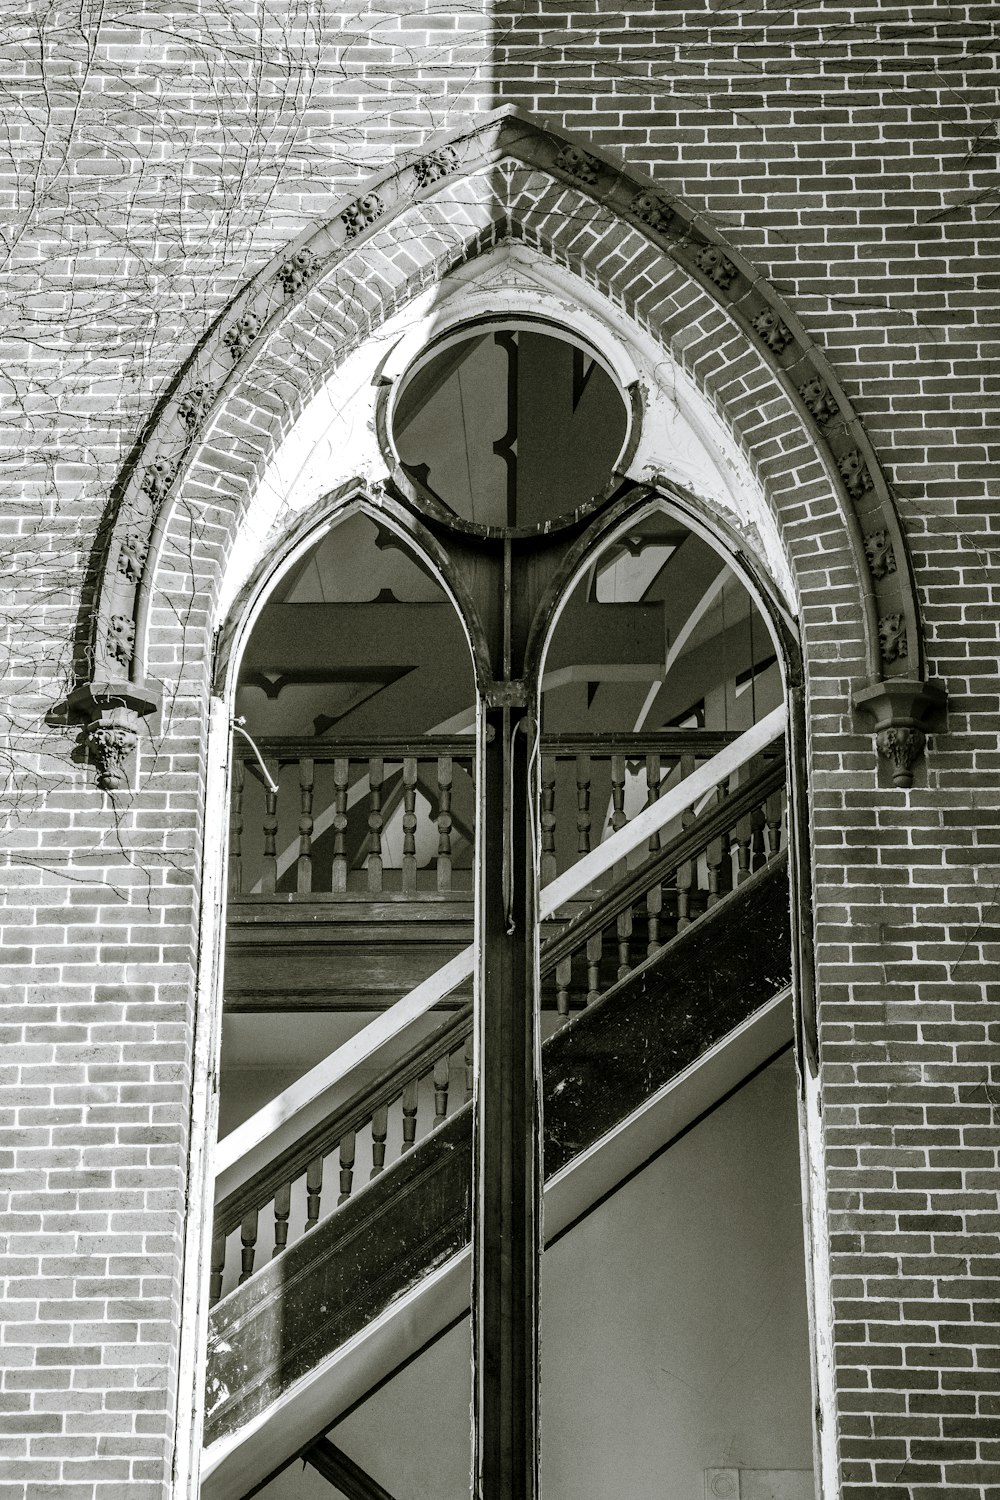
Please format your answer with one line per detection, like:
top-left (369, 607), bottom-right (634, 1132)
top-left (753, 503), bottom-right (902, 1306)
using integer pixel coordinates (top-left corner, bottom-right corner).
top-left (305, 1437), bottom-right (400, 1500)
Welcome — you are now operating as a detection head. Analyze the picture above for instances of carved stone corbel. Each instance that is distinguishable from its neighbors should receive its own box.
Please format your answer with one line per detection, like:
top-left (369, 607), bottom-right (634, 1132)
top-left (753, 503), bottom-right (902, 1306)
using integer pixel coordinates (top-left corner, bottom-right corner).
top-left (67, 679), bottom-right (161, 792)
top-left (853, 678), bottom-right (946, 788)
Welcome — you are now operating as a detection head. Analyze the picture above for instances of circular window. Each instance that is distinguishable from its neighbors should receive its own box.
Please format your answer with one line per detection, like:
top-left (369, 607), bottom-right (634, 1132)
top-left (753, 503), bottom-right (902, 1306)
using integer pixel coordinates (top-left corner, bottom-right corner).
top-left (387, 319), bottom-right (632, 534)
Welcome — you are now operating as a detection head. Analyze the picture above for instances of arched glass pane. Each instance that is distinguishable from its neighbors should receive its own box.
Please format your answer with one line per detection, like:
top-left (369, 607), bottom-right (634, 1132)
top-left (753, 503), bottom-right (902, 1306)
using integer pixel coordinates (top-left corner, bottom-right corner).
top-left (537, 507), bottom-right (813, 1498)
top-left (206, 510), bottom-right (476, 1488)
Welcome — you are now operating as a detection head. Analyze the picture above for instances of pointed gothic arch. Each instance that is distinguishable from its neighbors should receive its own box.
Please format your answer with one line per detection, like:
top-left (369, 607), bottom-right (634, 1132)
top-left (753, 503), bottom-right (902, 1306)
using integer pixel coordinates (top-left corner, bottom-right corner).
top-left (71, 105), bottom-right (943, 800)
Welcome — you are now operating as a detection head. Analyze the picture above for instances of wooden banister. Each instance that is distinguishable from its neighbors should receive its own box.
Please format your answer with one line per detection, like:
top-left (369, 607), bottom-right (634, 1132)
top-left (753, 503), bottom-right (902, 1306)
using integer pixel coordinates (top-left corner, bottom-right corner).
top-left (214, 1008), bottom-right (471, 1241)
top-left (541, 750), bottom-right (786, 971)
top-left (212, 705), bottom-right (791, 1278)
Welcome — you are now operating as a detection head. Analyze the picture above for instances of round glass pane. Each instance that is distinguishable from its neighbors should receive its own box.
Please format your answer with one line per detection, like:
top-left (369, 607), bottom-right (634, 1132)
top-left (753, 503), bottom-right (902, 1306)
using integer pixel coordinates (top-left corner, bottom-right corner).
top-left (390, 322), bottom-right (630, 532)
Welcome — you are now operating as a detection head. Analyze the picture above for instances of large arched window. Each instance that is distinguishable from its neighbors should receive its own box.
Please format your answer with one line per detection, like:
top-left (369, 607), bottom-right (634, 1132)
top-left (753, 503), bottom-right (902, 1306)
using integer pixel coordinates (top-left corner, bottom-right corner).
top-left (200, 312), bottom-right (815, 1500)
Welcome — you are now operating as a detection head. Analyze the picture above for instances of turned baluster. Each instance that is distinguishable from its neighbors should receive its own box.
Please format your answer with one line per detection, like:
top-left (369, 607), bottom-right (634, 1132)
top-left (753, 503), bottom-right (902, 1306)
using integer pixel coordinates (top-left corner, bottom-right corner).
top-left (706, 817), bottom-right (725, 907)
top-left (433, 1054), bottom-right (450, 1124)
top-left (229, 758), bottom-right (245, 896)
top-left (586, 932), bottom-right (602, 1006)
top-left (297, 757), bottom-right (314, 894)
top-left (367, 757), bottom-right (384, 893)
top-left (402, 756), bottom-right (418, 895)
top-left (402, 1080), bottom-right (419, 1150)
top-left (617, 907), bottom-right (633, 979)
top-left (338, 1131), bottom-right (356, 1204)
top-left (305, 1156), bottom-right (323, 1230)
top-left (576, 754), bottom-right (592, 859)
top-left (676, 751), bottom-right (695, 929)
top-left (646, 883), bottom-right (663, 956)
top-left (273, 1183), bottom-right (291, 1258)
top-left (464, 1034), bottom-right (474, 1102)
top-left (733, 800), bottom-right (753, 884)
top-left (436, 755), bottom-right (453, 892)
top-left (646, 755), bottom-right (662, 856)
top-left (556, 955), bottom-right (572, 1022)
top-left (239, 1209), bottom-right (258, 1284)
top-left (261, 761), bottom-right (279, 894)
top-left (540, 758), bottom-right (557, 884)
top-left (331, 758), bottom-right (349, 894)
top-left (765, 786), bottom-right (785, 859)
top-left (371, 1106), bottom-right (388, 1178)
top-left (209, 1232), bottom-right (226, 1306)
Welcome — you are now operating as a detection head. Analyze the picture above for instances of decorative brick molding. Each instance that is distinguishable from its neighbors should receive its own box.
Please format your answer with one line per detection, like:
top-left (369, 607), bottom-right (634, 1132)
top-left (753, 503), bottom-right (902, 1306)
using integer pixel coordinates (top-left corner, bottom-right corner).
top-left (74, 107), bottom-right (942, 788)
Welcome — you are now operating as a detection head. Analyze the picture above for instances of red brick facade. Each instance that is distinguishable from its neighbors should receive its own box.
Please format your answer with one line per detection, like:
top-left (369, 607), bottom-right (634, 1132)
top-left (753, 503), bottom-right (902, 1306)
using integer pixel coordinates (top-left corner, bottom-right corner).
top-left (1, 6), bottom-right (998, 1497)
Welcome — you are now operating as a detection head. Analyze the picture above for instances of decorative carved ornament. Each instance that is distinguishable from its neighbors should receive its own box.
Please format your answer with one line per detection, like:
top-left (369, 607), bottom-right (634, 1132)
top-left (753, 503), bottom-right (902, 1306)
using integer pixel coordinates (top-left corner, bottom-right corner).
top-left (630, 191), bottom-right (672, 233)
top-left (695, 245), bottom-right (737, 290)
top-left (177, 381), bottom-right (216, 435)
top-left (73, 109), bottom-right (942, 788)
top-left (277, 247), bottom-right (321, 296)
top-left (414, 146), bottom-right (458, 187)
top-left (88, 721), bottom-right (139, 792)
top-left (553, 143), bottom-right (600, 184)
top-left (223, 312), bottom-right (262, 362)
top-left (751, 308), bottom-right (793, 354)
top-left (864, 529), bottom-right (896, 580)
top-left (879, 613), bottom-right (907, 665)
top-left (838, 446), bottom-right (874, 499)
top-left (341, 194), bottom-right (383, 238)
top-left (876, 726), bottom-right (926, 788)
top-left (797, 376), bottom-right (838, 424)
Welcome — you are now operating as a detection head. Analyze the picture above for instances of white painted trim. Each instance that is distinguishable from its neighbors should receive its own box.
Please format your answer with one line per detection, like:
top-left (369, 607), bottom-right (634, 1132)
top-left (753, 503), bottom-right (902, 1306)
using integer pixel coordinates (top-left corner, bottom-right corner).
top-left (215, 707), bottom-right (786, 1205)
top-left (172, 696), bottom-right (235, 1497)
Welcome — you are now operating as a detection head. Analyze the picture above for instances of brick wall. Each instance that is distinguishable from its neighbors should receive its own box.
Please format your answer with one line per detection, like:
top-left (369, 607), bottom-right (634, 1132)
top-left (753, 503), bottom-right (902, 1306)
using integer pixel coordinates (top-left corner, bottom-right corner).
top-left (1, 4), bottom-right (998, 1496)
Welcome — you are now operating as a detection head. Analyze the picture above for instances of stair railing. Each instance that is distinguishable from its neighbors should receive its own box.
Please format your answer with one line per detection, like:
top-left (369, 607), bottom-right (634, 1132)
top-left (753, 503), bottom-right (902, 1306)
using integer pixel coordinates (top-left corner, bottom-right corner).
top-left (211, 704), bottom-right (786, 1302)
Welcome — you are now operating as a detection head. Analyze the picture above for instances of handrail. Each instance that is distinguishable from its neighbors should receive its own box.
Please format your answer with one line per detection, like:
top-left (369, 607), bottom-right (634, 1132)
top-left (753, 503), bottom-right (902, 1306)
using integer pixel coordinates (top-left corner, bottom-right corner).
top-left (542, 750), bottom-right (786, 971)
top-left (540, 705), bottom-right (785, 917)
top-left (234, 736), bottom-right (476, 762)
top-left (215, 704), bottom-right (786, 1204)
top-left (215, 1008), bottom-right (472, 1238)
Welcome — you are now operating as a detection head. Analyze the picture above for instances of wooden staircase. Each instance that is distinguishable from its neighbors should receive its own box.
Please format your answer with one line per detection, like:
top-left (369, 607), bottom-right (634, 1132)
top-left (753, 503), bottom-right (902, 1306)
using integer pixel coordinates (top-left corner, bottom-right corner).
top-left (201, 710), bottom-right (792, 1496)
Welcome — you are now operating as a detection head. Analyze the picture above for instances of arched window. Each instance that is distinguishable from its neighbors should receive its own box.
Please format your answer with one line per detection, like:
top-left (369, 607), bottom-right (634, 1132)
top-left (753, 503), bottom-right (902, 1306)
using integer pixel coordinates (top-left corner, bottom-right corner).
top-left (200, 314), bottom-right (815, 1500)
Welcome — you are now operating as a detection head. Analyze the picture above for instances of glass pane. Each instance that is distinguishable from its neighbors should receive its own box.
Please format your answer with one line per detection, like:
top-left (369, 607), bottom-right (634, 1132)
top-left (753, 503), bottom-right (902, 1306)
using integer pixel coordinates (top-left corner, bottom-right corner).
top-left (392, 323), bottom-right (629, 529)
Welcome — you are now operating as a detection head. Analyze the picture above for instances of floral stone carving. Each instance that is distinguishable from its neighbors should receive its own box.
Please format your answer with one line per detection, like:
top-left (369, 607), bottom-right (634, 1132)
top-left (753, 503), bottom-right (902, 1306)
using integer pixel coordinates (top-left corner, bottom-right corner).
top-left (414, 146), bottom-right (458, 187)
top-left (554, 143), bottom-right (600, 185)
top-left (876, 726), bottom-right (926, 789)
top-left (695, 245), bottom-right (737, 290)
top-left (223, 312), bottom-right (262, 362)
top-left (797, 376), bottom-right (838, 423)
top-left (751, 307), bottom-right (794, 353)
top-left (879, 613), bottom-right (907, 664)
top-left (108, 614), bottom-right (136, 667)
top-left (838, 447), bottom-right (874, 500)
top-left (117, 526), bottom-right (148, 584)
top-left (854, 678), bottom-right (947, 790)
top-left (864, 529), bottom-right (896, 580)
top-left (631, 191), bottom-right (672, 232)
top-left (140, 456), bottom-right (177, 503)
top-left (88, 719), bottom-right (139, 792)
top-left (341, 194), bottom-right (383, 238)
top-left (277, 247), bottom-right (320, 296)
top-left (177, 381), bottom-right (216, 435)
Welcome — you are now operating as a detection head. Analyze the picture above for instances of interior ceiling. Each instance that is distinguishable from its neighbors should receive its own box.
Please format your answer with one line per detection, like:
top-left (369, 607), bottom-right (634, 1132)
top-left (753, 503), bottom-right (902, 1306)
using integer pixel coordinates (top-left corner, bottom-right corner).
top-left (236, 510), bottom-right (777, 743)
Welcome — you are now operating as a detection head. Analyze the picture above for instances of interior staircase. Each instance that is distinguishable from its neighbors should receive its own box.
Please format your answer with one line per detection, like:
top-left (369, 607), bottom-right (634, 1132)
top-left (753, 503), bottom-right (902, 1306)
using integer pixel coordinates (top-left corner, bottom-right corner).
top-left (200, 710), bottom-right (793, 1498)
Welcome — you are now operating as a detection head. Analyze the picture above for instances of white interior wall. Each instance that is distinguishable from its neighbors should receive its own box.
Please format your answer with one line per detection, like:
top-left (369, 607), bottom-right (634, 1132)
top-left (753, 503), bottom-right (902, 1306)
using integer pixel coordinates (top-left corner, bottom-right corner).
top-left (252, 1051), bottom-right (814, 1499)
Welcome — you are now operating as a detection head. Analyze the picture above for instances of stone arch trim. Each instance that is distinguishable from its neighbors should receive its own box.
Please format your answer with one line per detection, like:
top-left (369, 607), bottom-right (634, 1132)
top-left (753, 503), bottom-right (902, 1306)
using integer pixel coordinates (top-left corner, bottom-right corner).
top-left (72, 105), bottom-right (943, 790)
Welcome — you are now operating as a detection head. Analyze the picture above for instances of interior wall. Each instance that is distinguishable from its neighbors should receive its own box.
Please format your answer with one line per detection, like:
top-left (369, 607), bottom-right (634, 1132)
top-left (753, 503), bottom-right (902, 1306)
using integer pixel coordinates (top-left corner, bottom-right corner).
top-left (254, 1051), bottom-right (814, 1499)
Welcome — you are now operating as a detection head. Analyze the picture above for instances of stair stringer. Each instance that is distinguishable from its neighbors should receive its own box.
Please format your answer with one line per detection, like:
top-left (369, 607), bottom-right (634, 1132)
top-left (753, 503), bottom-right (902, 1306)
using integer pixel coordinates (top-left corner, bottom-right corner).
top-left (201, 985), bottom-right (793, 1498)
